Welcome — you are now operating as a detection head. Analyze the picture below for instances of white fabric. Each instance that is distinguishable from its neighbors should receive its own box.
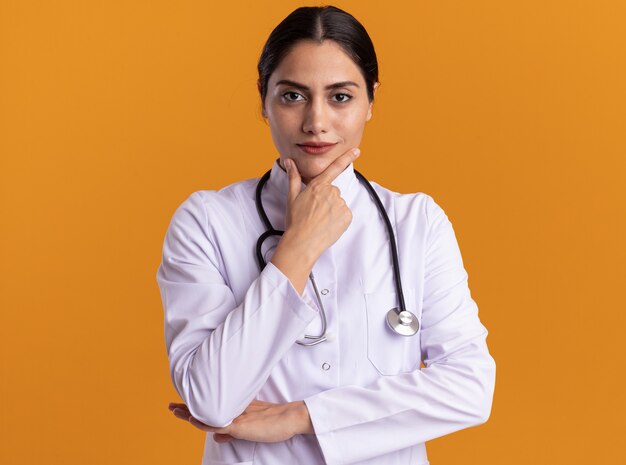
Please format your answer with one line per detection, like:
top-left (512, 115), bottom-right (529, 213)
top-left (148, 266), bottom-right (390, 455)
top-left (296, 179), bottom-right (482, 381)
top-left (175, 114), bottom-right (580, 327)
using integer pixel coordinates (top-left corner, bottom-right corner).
top-left (156, 160), bottom-right (496, 465)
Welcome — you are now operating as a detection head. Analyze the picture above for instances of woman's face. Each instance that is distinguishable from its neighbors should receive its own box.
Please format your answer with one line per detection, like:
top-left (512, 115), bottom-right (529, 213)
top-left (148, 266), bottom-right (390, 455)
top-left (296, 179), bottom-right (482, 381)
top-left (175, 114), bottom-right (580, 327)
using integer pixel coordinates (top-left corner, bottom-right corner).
top-left (262, 40), bottom-right (377, 184)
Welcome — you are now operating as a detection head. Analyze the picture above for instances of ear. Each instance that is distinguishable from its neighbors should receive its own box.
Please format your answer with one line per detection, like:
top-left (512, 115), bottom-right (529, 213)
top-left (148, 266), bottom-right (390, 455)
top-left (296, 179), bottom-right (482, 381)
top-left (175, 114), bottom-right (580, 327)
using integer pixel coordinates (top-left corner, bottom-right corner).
top-left (366, 82), bottom-right (380, 121)
top-left (257, 80), bottom-right (267, 118)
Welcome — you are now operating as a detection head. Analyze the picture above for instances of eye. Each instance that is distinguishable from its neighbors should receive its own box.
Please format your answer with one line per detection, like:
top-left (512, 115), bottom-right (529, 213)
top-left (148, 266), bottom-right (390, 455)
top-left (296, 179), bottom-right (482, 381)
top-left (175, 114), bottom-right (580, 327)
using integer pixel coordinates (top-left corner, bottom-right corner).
top-left (332, 93), bottom-right (353, 103)
top-left (282, 91), bottom-right (305, 102)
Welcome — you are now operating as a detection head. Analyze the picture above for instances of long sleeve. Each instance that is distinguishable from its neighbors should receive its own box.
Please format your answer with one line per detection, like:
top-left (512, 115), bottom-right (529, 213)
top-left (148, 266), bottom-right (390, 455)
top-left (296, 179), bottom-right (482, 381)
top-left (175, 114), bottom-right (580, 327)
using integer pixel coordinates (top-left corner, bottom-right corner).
top-left (156, 191), bottom-right (318, 427)
top-left (303, 195), bottom-right (496, 465)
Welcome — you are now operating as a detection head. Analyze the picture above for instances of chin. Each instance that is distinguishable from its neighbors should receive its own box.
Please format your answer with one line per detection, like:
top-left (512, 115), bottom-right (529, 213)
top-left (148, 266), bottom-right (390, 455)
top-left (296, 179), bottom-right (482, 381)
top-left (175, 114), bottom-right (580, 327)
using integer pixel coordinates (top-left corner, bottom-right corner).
top-left (297, 158), bottom-right (332, 182)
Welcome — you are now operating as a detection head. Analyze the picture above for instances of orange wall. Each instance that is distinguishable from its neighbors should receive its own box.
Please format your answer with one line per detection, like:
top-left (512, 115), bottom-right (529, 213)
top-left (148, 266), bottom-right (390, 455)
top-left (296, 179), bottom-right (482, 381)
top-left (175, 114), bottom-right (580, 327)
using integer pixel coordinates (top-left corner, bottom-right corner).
top-left (1, 1), bottom-right (624, 464)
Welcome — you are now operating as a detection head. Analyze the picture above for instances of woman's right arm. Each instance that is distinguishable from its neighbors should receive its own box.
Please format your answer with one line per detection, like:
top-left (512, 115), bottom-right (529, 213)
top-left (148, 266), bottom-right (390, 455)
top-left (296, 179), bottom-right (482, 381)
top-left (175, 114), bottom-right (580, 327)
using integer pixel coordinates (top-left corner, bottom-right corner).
top-left (156, 191), bottom-right (319, 428)
top-left (156, 149), bottom-right (358, 429)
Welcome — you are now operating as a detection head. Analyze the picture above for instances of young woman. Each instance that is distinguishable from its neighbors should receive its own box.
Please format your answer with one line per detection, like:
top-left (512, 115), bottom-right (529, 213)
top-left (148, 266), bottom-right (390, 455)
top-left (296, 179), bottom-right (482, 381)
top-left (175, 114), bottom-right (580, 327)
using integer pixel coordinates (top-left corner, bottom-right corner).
top-left (157, 5), bottom-right (496, 465)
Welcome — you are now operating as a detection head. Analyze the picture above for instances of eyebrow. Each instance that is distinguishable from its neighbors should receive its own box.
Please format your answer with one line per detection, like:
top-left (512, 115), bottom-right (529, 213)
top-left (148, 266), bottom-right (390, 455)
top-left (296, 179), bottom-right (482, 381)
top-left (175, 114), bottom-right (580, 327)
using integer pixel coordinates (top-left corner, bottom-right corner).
top-left (275, 79), bottom-right (360, 90)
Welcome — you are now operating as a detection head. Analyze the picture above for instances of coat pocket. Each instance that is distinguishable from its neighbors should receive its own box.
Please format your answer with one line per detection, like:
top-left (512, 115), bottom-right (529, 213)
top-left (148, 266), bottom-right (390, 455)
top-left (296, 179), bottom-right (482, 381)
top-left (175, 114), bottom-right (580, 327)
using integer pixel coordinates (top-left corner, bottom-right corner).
top-left (364, 289), bottom-right (422, 376)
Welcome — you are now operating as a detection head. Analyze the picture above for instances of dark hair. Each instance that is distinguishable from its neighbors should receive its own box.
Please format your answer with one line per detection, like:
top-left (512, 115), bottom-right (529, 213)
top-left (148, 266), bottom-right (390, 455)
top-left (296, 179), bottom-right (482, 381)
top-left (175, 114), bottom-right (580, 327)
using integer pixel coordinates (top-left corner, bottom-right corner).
top-left (257, 5), bottom-right (379, 108)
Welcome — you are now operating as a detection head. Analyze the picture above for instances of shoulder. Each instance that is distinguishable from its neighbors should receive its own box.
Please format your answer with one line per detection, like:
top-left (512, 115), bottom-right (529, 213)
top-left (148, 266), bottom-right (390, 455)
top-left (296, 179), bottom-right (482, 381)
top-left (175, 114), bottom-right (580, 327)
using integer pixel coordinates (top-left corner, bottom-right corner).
top-left (365, 180), bottom-right (448, 230)
top-left (165, 177), bottom-right (259, 235)
top-left (175, 178), bottom-right (258, 218)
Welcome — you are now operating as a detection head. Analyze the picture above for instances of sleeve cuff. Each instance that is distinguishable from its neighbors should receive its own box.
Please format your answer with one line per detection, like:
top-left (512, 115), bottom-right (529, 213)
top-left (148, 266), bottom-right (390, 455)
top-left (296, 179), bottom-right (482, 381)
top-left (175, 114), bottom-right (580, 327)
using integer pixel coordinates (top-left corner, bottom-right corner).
top-left (304, 394), bottom-right (343, 465)
top-left (261, 262), bottom-right (319, 322)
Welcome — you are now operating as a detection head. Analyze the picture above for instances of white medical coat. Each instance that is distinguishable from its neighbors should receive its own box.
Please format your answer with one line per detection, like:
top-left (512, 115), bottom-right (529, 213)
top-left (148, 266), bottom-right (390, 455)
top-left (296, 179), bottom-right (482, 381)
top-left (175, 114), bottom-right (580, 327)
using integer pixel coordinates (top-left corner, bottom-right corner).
top-left (156, 161), bottom-right (496, 465)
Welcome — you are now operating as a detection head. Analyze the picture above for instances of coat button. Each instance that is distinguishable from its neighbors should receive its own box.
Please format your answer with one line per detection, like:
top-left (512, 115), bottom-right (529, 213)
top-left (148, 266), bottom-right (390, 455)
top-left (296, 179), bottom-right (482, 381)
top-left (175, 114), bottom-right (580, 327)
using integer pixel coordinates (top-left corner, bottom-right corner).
top-left (321, 289), bottom-right (329, 295)
top-left (322, 362), bottom-right (331, 371)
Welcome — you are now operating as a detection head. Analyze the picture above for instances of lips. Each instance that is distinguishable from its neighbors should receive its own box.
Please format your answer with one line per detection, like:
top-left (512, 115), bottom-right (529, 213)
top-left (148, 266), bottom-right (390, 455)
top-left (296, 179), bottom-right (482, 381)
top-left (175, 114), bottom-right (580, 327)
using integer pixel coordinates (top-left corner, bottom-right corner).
top-left (298, 141), bottom-right (336, 147)
top-left (297, 142), bottom-right (338, 155)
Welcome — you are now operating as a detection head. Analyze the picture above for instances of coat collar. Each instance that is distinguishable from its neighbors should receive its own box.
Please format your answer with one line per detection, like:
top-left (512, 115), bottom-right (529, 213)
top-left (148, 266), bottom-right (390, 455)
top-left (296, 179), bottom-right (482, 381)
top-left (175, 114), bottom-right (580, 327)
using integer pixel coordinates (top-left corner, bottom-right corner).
top-left (265, 159), bottom-right (359, 205)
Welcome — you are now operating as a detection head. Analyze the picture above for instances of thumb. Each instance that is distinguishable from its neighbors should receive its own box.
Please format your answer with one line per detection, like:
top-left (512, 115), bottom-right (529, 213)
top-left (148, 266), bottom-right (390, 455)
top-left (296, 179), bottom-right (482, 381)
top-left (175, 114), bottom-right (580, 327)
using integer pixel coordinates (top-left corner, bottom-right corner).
top-left (285, 159), bottom-right (302, 206)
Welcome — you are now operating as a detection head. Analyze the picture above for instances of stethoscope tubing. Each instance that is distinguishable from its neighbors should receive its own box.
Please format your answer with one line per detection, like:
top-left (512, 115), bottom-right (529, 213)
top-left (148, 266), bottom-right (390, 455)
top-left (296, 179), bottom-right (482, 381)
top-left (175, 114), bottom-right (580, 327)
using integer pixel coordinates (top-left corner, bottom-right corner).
top-left (254, 165), bottom-right (415, 342)
top-left (353, 170), bottom-right (407, 315)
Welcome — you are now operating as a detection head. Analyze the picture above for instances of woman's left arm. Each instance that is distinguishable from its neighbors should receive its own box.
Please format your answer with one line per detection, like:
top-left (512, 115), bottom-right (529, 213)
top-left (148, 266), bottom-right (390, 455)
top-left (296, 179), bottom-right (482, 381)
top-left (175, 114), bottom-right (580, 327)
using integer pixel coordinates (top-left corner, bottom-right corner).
top-left (301, 194), bottom-right (496, 464)
top-left (168, 398), bottom-right (313, 443)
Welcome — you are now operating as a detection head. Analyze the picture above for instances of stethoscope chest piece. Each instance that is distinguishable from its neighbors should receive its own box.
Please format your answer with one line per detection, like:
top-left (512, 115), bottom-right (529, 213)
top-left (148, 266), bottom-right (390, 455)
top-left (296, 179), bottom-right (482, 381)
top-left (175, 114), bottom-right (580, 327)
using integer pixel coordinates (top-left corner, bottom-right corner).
top-left (386, 308), bottom-right (419, 336)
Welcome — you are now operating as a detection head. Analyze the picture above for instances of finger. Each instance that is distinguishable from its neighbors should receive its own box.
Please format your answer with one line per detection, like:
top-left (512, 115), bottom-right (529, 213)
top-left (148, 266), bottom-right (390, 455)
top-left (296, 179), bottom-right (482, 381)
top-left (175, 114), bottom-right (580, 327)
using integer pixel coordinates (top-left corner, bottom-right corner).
top-left (313, 147), bottom-right (360, 185)
top-left (247, 399), bottom-right (274, 407)
top-left (285, 158), bottom-right (302, 206)
top-left (172, 407), bottom-right (193, 422)
top-left (168, 402), bottom-right (187, 412)
top-left (243, 401), bottom-right (273, 413)
top-left (189, 417), bottom-right (224, 432)
top-left (213, 433), bottom-right (235, 443)
top-left (171, 406), bottom-right (229, 434)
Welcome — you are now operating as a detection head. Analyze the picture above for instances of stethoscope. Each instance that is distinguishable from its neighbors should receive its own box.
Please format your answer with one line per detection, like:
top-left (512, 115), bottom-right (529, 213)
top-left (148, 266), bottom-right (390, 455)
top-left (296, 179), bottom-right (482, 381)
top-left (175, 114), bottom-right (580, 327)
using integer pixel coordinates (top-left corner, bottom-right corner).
top-left (255, 164), bottom-right (419, 346)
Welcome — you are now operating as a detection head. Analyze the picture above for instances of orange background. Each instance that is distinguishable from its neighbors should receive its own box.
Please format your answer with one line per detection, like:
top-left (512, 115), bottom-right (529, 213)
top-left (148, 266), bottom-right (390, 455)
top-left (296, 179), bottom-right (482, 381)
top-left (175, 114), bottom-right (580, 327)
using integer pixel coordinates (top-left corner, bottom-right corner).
top-left (1, 1), bottom-right (624, 464)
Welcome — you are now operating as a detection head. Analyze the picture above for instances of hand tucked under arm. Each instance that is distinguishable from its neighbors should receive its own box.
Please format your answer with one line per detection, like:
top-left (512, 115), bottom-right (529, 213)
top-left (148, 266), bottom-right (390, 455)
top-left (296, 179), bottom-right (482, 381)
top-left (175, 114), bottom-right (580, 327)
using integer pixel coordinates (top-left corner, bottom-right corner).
top-left (168, 399), bottom-right (314, 443)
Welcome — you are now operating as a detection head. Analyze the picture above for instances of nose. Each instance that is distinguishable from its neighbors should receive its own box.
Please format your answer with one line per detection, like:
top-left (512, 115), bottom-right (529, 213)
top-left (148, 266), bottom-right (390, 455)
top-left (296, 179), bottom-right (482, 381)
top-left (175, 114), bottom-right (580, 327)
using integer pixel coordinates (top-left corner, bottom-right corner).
top-left (302, 99), bottom-right (329, 135)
